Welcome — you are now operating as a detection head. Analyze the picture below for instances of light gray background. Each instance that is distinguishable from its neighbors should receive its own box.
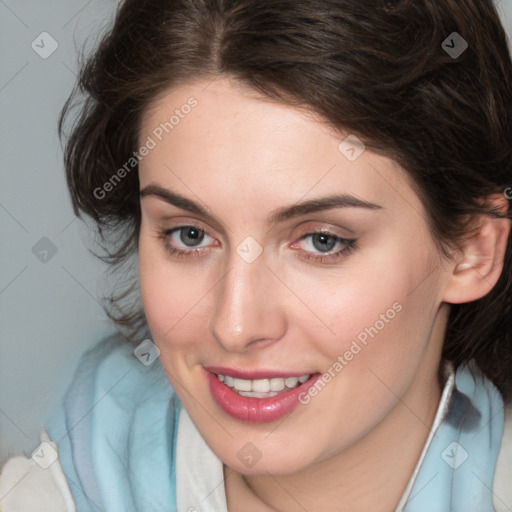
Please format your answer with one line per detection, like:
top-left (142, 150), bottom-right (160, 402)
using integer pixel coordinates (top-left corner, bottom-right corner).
top-left (0, 0), bottom-right (119, 462)
top-left (1, 0), bottom-right (512, 463)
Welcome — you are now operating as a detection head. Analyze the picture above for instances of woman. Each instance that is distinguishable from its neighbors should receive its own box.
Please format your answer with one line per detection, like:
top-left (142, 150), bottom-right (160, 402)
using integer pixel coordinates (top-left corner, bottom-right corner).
top-left (1, 0), bottom-right (511, 510)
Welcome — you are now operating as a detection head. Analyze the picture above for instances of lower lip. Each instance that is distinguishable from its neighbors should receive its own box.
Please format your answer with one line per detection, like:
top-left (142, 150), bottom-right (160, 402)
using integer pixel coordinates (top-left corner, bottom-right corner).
top-left (205, 371), bottom-right (321, 423)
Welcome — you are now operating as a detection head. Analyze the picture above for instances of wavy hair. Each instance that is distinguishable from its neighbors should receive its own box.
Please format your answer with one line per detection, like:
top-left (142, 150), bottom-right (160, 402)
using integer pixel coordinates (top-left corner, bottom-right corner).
top-left (59, 0), bottom-right (512, 399)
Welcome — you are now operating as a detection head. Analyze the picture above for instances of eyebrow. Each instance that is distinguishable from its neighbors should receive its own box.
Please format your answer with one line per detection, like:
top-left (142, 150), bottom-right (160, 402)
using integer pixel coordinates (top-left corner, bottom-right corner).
top-left (140, 183), bottom-right (383, 224)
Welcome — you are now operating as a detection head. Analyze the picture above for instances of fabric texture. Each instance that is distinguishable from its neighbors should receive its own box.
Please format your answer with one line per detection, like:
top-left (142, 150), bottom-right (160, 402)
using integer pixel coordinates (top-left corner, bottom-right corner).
top-left (400, 362), bottom-right (504, 511)
top-left (39, 333), bottom-right (506, 512)
top-left (46, 334), bottom-right (180, 512)
top-left (0, 429), bottom-right (75, 512)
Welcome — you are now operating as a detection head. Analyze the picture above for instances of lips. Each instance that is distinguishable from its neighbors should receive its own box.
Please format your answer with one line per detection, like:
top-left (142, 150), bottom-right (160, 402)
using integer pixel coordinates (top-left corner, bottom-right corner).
top-left (204, 367), bottom-right (321, 423)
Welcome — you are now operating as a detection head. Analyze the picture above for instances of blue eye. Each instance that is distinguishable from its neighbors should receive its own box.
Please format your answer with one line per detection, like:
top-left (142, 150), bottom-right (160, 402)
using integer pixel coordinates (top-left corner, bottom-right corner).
top-left (297, 232), bottom-right (357, 263)
top-left (156, 226), bottom-right (357, 264)
top-left (157, 225), bottom-right (214, 259)
top-left (304, 233), bottom-right (339, 252)
top-left (174, 226), bottom-right (206, 247)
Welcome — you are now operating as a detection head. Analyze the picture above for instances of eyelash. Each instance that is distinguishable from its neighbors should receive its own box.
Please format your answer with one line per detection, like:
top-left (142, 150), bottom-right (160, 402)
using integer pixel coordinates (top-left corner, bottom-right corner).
top-left (155, 225), bottom-right (357, 264)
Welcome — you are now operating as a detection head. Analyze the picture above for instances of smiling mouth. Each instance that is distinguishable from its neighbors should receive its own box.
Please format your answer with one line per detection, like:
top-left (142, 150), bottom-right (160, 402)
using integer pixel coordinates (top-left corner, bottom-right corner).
top-left (204, 366), bottom-right (322, 422)
top-left (215, 373), bottom-right (311, 398)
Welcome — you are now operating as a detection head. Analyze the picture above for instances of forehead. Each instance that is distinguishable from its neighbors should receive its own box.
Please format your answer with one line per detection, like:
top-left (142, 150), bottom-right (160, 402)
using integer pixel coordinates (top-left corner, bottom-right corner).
top-left (138, 77), bottom-right (424, 222)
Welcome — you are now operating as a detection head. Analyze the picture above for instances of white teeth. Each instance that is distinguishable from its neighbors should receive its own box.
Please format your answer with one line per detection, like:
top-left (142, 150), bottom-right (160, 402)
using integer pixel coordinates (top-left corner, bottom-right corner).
top-left (217, 373), bottom-right (310, 394)
top-left (233, 378), bottom-right (252, 392)
top-left (252, 379), bottom-right (270, 392)
top-left (285, 377), bottom-right (299, 388)
top-left (269, 378), bottom-right (286, 391)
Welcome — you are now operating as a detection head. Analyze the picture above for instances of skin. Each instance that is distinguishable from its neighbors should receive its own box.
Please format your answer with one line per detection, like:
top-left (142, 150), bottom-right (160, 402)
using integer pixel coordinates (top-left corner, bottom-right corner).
top-left (136, 76), bottom-right (509, 511)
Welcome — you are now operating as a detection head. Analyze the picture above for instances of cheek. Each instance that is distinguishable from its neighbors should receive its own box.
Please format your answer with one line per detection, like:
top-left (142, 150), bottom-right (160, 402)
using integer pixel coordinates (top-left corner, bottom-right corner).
top-left (288, 239), bottom-right (441, 383)
top-left (138, 233), bottom-right (199, 344)
top-left (278, 246), bottom-right (410, 354)
top-left (138, 229), bottom-right (223, 369)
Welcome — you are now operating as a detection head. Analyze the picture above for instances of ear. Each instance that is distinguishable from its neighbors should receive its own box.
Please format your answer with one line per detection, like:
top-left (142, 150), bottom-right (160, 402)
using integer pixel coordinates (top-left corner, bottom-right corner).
top-left (442, 194), bottom-right (510, 304)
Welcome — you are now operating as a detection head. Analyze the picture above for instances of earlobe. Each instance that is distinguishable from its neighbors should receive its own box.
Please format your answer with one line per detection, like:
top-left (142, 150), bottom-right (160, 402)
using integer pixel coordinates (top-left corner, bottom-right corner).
top-left (442, 197), bottom-right (511, 305)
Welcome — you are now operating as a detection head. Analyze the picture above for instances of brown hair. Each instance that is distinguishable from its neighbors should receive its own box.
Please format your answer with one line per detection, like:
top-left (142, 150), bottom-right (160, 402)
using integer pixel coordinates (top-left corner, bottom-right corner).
top-left (59, 0), bottom-right (512, 399)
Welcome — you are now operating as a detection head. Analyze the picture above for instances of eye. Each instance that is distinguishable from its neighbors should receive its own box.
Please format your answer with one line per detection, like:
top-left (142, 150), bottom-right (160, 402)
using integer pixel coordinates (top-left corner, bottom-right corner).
top-left (171, 226), bottom-right (208, 248)
top-left (155, 225), bottom-right (357, 264)
top-left (156, 225), bottom-right (216, 259)
top-left (293, 231), bottom-right (357, 263)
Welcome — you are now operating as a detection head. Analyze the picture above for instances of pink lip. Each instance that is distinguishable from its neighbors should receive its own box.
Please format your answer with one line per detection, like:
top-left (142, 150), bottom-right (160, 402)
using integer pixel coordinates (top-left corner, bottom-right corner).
top-left (205, 369), bottom-right (321, 423)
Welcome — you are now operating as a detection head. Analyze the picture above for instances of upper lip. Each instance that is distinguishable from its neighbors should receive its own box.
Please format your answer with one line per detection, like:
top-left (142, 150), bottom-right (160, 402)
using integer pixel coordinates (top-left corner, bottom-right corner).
top-left (204, 366), bottom-right (315, 380)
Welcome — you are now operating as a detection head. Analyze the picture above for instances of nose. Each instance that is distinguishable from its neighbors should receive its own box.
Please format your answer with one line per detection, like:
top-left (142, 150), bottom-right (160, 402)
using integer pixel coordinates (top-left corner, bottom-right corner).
top-left (209, 248), bottom-right (287, 352)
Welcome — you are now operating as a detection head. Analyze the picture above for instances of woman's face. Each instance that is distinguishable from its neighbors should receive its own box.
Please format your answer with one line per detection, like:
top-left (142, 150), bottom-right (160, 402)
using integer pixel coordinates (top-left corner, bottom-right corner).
top-left (138, 76), bottom-right (451, 475)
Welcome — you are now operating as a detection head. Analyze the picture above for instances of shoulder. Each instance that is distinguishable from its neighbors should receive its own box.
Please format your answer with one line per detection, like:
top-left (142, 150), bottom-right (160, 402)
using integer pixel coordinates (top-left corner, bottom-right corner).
top-left (493, 401), bottom-right (512, 512)
top-left (51, 332), bottom-right (178, 443)
top-left (0, 430), bottom-right (76, 512)
top-left (45, 333), bottom-right (181, 511)
top-left (458, 363), bottom-right (512, 511)
top-left (0, 331), bottom-right (182, 511)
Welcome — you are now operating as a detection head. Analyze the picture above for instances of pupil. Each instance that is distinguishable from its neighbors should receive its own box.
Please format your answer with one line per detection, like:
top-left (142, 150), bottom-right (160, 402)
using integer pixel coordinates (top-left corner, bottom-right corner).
top-left (180, 227), bottom-right (204, 246)
top-left (312, 233), bottom-right (336, 252)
